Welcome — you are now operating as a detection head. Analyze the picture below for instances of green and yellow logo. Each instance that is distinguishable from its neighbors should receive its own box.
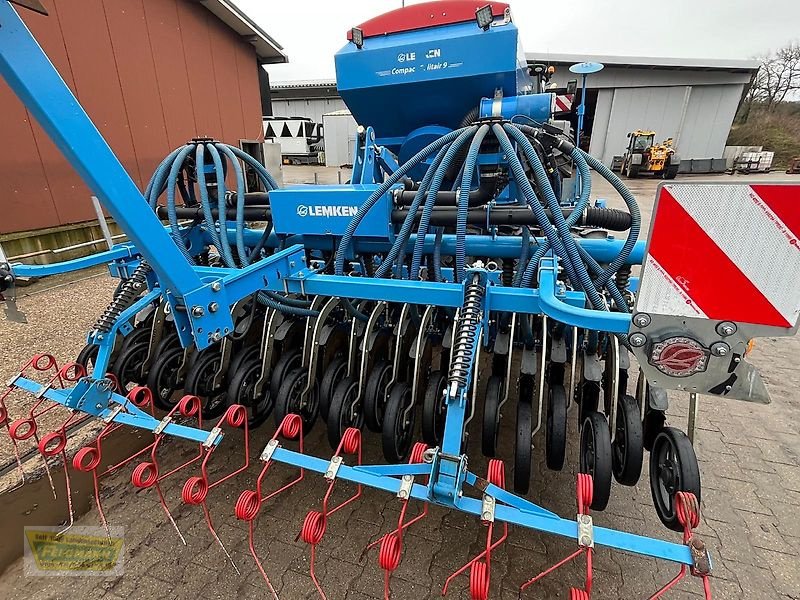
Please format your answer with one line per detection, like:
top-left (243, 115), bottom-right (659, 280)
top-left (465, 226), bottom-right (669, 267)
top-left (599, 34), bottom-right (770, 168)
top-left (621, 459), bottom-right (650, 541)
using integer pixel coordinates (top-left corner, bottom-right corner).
top-left (25, 528), bottom-right (124, 574)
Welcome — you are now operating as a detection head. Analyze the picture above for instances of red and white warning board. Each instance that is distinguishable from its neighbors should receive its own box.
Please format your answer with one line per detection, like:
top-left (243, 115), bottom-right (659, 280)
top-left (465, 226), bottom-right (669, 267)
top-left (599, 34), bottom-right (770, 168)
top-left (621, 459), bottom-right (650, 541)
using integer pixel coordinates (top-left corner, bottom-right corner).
top-left (553, 94), bottom-right (573, 113)
top-left (637, 183), bottom-right (800, 329)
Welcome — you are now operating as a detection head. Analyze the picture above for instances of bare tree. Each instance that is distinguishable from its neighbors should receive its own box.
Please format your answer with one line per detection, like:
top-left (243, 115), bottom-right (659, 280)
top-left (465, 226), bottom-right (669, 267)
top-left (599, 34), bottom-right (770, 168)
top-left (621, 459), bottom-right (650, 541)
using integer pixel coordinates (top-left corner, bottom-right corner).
top-left (746, 41), bottom-right (800, 111)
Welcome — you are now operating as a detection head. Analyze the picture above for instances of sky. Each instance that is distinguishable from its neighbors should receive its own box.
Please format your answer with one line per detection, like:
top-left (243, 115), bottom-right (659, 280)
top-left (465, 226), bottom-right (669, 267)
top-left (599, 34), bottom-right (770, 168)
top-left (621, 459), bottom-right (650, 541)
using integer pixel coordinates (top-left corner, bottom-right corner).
top-left (235, 0), bottom-right (800, 83)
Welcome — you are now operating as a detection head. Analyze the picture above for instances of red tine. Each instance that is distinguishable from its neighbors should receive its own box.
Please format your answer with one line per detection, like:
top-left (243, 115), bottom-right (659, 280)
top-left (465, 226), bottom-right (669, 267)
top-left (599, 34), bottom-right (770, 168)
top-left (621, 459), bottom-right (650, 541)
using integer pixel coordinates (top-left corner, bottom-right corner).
top-left (236, 413), bottom-right (305, 600)
top-left (299, 427), bottom-right (362, 600)
top-left (181, 403), bottom-right (252, 574)
top-left (519, 473), bottom-right (594, 597)
top-left (361, 441), bottom-right (429, 600)
top-left (442, 459), bottom-right (508, 599)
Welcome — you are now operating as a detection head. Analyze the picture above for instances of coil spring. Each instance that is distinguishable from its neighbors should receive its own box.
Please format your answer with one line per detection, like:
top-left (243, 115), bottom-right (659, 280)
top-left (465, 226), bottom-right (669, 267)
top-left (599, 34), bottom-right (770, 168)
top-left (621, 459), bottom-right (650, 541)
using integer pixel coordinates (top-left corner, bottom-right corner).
top-left (501, 259), bottom-right (514, 287)
top-left (448, 279), bottom-right (484, 389)
top-left (614, 264), bottom-right (631, 291)
top-left (93, 260), bottom-right (152, 333)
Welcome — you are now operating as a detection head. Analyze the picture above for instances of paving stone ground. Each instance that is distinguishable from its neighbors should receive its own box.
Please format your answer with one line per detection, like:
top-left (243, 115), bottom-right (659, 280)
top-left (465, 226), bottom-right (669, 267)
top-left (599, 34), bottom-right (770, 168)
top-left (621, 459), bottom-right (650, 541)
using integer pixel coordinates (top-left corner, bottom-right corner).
top-left (0, 170), bottom-right (798, 599)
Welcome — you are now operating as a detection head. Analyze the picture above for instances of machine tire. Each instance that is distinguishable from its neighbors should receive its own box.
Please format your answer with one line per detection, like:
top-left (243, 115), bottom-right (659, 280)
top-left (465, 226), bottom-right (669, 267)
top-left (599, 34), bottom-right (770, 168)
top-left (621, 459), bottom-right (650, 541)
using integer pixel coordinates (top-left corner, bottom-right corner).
top-left (545, 384), bottom-right (568, 471)
top-left (580, 411), bottom-right (613, 511)
top-left (649, 427), bottom-right (701, 532)
top-left (481, 375), bottom-right (503, 457)
top-left (381, 382), bottom-right (415, 463)
top-left (184, 350), bottom-right (230, 419)
top-left (422, 370), bottom-right (447, 446)
top-left (76, 343), bottom-right (100, 374)
top-left (625, 162), bottom-right (640, 178)
top-left (274, 367), bottom-right (319, 435)
top-left (269, 350), bottom-right (302, 401)
top-left (327, 376), bottom-right (362, 448)
top-left (111, 337), bottom-right (149, 391)
top-left (612, 394), bottom-right (644, 486)
top-left (363, 360), bottom-right (392, 432)
top-left (146, 346), bottom-right (185, 410)
top-left (227, 355), bottom-right (273, 428)
top-left (227, 346), bottom-right (259, 381)
top-left (319, 356), bottom-right (348, 421)
top-left (514, 396), bottom-right (533, 495)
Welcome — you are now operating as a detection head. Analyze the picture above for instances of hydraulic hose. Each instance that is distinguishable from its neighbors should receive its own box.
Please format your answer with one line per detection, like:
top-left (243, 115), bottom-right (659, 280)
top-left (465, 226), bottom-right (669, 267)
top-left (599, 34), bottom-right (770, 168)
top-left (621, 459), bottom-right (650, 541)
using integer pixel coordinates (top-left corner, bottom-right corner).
top-left (205, 143), bottom-right (237, 268)
top-left (456, 124), bottom-right (491, 282)
top-left (410, 126), bottom-right (479, 279)
top-left (215, 143), bottom-right (249, 266)
top-left (504, 124), bottom-right (606, 310)
top-left (194, 144), bottom-right (227, 259)
top-left (335, 127), bottom-right (468, 276)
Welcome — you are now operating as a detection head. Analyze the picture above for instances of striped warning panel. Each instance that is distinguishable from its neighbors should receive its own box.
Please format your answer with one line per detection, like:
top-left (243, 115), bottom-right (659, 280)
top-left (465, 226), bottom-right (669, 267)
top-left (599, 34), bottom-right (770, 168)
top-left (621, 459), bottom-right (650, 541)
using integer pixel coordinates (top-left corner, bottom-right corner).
top-left (637, 184), bottom-right (800, 328)
top-left (554, 94), bottom-right (573, 113)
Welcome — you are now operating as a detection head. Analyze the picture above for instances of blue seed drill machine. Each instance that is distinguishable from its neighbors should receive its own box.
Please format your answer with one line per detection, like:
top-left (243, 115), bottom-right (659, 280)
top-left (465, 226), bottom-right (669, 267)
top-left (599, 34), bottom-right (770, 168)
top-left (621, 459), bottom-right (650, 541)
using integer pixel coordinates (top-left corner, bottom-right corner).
top-left (2, 1), bottom-right (800, 598)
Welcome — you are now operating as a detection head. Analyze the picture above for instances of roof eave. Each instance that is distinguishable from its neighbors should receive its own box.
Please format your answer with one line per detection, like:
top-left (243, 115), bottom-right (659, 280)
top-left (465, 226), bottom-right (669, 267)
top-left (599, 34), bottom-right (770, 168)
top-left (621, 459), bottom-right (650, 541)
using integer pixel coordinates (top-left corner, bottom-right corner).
top-left (199, 0), bottom-right (288, 64)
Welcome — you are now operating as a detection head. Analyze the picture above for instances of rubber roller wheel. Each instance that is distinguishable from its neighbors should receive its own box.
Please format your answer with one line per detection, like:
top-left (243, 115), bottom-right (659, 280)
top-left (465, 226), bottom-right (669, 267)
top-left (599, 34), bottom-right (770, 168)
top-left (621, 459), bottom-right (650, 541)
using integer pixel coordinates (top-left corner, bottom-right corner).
top-left (578, 380), bottom-right (601, 425)
top-left (319, 356), bottom-right (348, 421)
top-left (382, 382), bottom-right (415, 463)
top-left (422, 370), bottom-right (447, 446)
top-left (274, 367), bottom-right (319, 435)
top-left (227, 346), bottom-right (259, 381)
top-left (363, 360), bottom-right (392, 432)
top-left (111, 337), bottom-right (150, 391)
top-left (481, 375), bottom-right (503, 457)
top-left (146, 346), bottom-right (185, 410)
top-left (580, 411), bottom-right (612, 511)
top-left (76, 343), bottom-right (99, 374)
top-left (612, 394), bottom-right (644, 486)
top-left (327, 376), bottom-right (362, 448)
top-left (638, 374), bottom-right (667, 452)
top-left (183, 350), bottom-right (231, 419)
top-left (269, 349), bottom-right (302, 401)
top-left (649, 427), bottom-right (701, 532)
top-left (513, 376), bottom-right (534, 495)
top-left (226, 354), bottom-right (273, 428)
top-left (545, 384), bottom-right (568, 471)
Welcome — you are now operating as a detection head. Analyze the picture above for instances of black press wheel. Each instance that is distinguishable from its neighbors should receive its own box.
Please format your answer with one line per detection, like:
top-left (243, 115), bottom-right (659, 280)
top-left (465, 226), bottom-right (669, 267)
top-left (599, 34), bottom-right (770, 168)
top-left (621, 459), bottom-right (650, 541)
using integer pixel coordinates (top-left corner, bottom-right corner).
top-left (513, 374), bottom-right (535, 494)
top-left (580, 411), bottom-right (613, 511)
top-left (579, 379), bottom-right (601, 425)
top-left (545, 384), bottom-right (568, 471)
top-left (649, 427), bottom-right (701, 532)
top-left (319, 356), bottom-right (348, 421)
top-left (269, 350), bottom-right (302, 401)
top-left (381, 382), bottom-right (415, 463)
top-left (183, 350), bottom-right (231, 419)
top-left (274, 367), bottom-right (319, 435)
top-left (226, 355), bottom-right (273, 429)
top-left (363, 360), bottom-right (392, 432)
top-left (422, 370), bottom-right (447, 446)
top-left (612, 394), bottom-right (644, 486)
top-left (146, 346), bottom-right (185, 410)
top-left (327, 376), bottom-right (362, 448)
top-left (111, 337), bottom-right (150, 391)
top-left (76, 343), bottom-right (100, 374)
top-left (481, 375), bottom-right (503, 457)
top-left (227, 346), bottom-right (259, 381)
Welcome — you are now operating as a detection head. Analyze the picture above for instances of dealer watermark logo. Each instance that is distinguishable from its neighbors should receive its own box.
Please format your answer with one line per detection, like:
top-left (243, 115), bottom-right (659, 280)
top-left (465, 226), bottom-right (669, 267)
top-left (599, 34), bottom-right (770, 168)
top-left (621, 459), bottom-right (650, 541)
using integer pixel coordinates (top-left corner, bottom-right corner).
top-left (24, 526), bottom-right (125, 576)
top-left (296, 205), bottom-right (360, 218)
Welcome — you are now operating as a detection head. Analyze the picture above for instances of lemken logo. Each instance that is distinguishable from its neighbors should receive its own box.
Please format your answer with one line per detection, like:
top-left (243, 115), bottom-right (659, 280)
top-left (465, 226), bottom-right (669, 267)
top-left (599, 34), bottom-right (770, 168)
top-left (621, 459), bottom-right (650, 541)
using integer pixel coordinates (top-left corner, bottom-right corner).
top-left (296, 205), bottom-right (359, 217)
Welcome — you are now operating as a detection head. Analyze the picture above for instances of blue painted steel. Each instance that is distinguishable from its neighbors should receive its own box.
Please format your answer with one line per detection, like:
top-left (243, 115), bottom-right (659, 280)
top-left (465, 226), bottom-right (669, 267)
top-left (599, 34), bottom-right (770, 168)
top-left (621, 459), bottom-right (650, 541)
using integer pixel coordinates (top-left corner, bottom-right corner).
top-left (266, 445), bottom-right (694, 566)
top-left (479, 93), bottom-right (552, 122)
top-left (335, 19), bottom-right (530, 150)
top-left (12, 377), bottom-right (217, 445)
top-left (11, 244), bottom-right (138, 278)
top-left (269, 185), bottom-right (396, 240)
top-left (538, 259), bottom-right (630, 333)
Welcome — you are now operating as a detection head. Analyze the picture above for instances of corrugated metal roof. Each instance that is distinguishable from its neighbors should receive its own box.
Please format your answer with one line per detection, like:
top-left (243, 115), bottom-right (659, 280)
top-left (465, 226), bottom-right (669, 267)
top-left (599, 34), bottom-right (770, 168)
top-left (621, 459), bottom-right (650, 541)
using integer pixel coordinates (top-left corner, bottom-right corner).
top-left (525, 52), bottom-right (759, 73)
top-left (200, 0), bottom-right (288, 64)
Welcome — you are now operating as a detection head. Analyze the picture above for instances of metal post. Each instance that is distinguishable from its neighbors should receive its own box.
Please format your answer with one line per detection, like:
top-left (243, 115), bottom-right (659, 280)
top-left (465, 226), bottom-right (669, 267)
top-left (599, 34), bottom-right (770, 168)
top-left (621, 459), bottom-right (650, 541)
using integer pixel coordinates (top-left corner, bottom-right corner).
top-left (337, 170), bottom-right (342, 184)
top-left (91, 195), bottom-right (114, 250)
top-left (314, 172), bottom-right (319, 185)
top-left (688, 392), bottom-right (699, 444)
top-left (577, 74), bottom-right (587, 147)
